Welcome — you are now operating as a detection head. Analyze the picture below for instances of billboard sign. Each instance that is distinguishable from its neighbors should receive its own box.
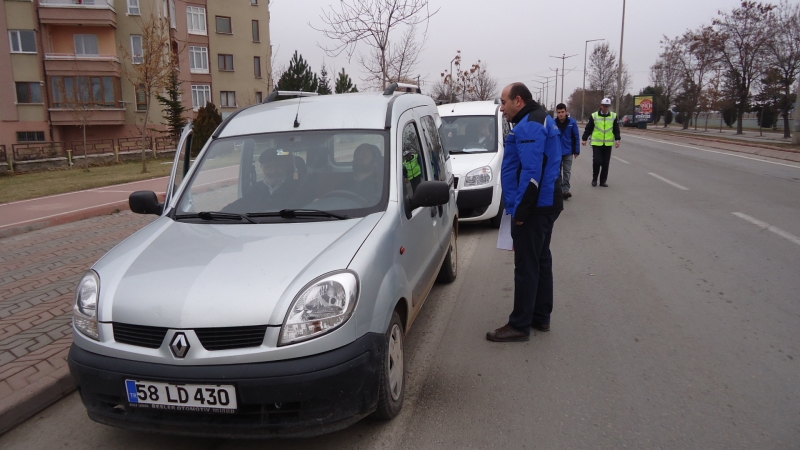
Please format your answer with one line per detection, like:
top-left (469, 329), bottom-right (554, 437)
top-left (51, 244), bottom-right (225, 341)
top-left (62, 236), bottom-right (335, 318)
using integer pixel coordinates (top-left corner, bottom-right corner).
top-left (634, 95), bottom-right (654, 123)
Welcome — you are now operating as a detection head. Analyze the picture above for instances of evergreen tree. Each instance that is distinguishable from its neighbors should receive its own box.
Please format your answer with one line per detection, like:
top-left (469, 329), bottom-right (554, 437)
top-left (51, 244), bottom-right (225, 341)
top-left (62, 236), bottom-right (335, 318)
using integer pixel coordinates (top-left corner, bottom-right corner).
top-left (192, 102), bottom-right (222, 156)
top-left (334, 68), bottom-right (358, 94)
top-left (156, 69), bottom-right (188, 142)
top-left (276, 51), bottom-right (318, 92)
top-left (317, 64), bottom-right (332, 95)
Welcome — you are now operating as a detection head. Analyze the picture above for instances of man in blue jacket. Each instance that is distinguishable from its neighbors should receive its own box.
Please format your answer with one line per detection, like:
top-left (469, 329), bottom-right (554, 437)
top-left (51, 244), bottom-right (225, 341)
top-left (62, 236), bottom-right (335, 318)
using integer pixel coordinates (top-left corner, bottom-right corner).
top-left (555, 103), bottom-right (580, 199)
top-left (487, 82), bottom-right (563, 343)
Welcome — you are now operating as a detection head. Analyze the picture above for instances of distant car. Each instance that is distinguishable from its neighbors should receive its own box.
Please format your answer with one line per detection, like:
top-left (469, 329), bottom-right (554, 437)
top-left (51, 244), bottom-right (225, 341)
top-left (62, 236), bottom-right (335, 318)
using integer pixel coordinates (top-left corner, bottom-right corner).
top-left (622, 115), bottom-right (636, 127)
top-left (437, 101), bottom-right (506, 228)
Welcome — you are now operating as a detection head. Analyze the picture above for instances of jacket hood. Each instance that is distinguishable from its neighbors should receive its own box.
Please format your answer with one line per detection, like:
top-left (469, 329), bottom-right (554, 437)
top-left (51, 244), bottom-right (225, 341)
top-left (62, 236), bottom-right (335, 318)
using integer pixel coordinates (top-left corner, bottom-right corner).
top-left (94, 215), bottom-right (380, 328)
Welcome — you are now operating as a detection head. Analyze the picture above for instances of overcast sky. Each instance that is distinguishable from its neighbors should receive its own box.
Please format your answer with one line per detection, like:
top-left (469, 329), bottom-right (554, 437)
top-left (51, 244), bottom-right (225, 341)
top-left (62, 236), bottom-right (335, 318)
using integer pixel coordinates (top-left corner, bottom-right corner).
top-left (269, 0), bottom-right (745, 106)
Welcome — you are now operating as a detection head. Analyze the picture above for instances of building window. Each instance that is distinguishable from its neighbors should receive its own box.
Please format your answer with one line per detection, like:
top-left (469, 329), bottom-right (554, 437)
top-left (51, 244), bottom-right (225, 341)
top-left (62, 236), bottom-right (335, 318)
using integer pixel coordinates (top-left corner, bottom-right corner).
top-left (130, 35), bottom-right (143, 64)
top-left (15, 82), bottom-right (43, 104)
top-left (191, 85), bottom-right (211, 109)
top-left (252, 20), bottom-right (260, 42)
top-left (9, 30), bottom-right (36, 54)
top-left (51, 76), bottom-right (117, 108)
top-left (218, 54), bottom-right (234, 71)
top-left (189, 46), bottom-right (209, 73)
top-left (253, 56), bottom-right (261, 78)
top-left (256, 91), bottom-right (263, 103)
top-left (220, 91), bottom-right (236, 108)
top-left (168, 0), bottom-right (177, 28)
top-left (251, 0), bottom-right (258, 5)
top-left (74, 34), bottom-right (99, 56)
top-left (17, 131), bottom-right (46, 143)
top-left (216, 16), bottom-right (232, 34)
top-left (127, 0), bottom-right (140, 15)
top-left (187, 6), bottom-right (207, 35)
top-left (136, 84), bottom-right (147, 111)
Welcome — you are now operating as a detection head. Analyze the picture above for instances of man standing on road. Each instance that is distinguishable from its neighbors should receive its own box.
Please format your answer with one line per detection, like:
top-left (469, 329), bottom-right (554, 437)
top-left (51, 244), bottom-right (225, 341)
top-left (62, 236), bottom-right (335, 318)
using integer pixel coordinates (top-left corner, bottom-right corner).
top-left (487, 83), bottom-right (563, 343)
top-left (581, 97), bottom-right (620, 187)
top-left (555, 103), bottom-right (580, 199)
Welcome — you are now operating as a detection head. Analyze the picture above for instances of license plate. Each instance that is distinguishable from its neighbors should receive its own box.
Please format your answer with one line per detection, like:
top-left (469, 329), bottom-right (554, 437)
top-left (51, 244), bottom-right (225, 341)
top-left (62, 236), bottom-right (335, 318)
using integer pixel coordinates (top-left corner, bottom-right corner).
top-left (125, 380), bottom-right (238, 413)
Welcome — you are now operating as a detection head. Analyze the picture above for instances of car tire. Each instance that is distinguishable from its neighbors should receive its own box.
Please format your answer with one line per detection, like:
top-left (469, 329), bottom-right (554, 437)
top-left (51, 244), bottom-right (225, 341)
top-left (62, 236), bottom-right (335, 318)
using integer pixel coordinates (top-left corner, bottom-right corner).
top-left (374, 311), bottom-right (405, 420)
top-left (488, 198), bottom-right (504, 228)
top-left (436, 227), bottom-right (458, 283)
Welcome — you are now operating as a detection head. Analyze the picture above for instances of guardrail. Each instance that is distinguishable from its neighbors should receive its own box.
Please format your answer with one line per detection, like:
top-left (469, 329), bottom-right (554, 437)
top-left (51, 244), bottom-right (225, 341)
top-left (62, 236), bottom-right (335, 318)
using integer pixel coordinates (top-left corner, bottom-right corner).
top-left (117, 136), bottom-right (152, 153)
top-left (12, 142), bottom-right (66, 162)
top-left (71, 139), bottom-right (114, 156)
top-left (155, 136), bottom-right (177, 151)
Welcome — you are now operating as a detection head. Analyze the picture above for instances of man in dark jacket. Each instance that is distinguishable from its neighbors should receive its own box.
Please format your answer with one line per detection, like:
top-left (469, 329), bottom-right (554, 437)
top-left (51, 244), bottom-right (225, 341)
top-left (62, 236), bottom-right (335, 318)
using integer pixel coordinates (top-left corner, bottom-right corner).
top-left (487, 82), bottom-right (563, 343)
top-left (555, 103), bottom-right (580, 199)
top-left (581, 97), bottom-right (621, 187)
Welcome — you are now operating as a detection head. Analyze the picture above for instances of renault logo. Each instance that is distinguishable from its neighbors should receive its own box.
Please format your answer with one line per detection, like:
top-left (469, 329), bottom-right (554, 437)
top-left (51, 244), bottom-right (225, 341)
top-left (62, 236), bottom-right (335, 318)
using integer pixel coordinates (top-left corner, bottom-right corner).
top-left (170, 332), bottom-right (190, 358)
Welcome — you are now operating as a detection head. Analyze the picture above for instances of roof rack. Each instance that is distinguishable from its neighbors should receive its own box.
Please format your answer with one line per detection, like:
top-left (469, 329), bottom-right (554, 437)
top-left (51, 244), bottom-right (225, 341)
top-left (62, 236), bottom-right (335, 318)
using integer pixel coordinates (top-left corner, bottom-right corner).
top-left (383, 82), bottom-right (422, 96)
top-left (264, 90), bottom-right (319, 103)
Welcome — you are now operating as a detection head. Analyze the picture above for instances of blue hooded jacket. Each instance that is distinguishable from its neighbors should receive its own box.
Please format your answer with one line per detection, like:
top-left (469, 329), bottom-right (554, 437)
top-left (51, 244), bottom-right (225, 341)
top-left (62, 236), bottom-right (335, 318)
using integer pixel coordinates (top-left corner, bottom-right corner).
top-left (556, 116), bottom-right (580, 156)
top-left (501, 102), bottom-right (564, 221)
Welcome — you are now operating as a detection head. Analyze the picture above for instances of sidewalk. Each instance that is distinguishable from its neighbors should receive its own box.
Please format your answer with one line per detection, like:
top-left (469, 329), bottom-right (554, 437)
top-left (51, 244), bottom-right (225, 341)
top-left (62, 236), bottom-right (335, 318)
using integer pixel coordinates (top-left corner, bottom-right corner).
top-left (0, 177), bottom-right (168, 239)
top-left (635, 125), bottom-right (798, 150)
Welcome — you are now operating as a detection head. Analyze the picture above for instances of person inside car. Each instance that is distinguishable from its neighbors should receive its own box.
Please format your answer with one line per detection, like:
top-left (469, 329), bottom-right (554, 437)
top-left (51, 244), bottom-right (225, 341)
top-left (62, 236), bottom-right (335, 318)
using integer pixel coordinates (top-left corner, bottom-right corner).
top-left (223, 149), bottom-right (297, 212)
top-left (342, 143), bottom-right (382, 205)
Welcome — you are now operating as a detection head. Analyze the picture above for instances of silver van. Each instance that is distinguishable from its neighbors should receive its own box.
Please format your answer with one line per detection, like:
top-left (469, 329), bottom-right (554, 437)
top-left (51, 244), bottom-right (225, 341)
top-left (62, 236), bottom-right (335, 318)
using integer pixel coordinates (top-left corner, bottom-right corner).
top-left (68, 85), bottom-right (458, 438)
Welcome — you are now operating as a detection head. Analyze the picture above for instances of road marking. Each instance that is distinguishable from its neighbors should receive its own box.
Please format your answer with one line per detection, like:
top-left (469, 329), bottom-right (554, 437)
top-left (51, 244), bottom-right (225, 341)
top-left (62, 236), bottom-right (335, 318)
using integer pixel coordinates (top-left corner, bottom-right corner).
top-left (648, 172), bottom-right (689, 190)
top-left (732, 212), bottom-right (800, 247)
top-left (628, 134), bottom-right (800, 170)
top-left (612, 155), bottom-right (630, 164)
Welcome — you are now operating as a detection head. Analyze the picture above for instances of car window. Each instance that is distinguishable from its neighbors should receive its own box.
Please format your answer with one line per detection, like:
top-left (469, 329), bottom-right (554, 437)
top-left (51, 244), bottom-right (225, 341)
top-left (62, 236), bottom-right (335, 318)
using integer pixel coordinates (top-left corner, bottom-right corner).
top-left (174, 130), bottom-right (389, 220)
top-left (420, 115), bottom-right (447, 183)
top-left (439, 115), bottom-right (498, 153)
top-left (401, 122), bottom-right (427, 198)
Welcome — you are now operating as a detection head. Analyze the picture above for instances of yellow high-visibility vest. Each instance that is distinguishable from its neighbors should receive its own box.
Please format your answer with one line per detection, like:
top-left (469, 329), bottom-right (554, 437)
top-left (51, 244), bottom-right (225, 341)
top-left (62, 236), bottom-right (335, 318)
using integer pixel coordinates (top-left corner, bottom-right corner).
top-left (591, 111), bottom-right (617, 146)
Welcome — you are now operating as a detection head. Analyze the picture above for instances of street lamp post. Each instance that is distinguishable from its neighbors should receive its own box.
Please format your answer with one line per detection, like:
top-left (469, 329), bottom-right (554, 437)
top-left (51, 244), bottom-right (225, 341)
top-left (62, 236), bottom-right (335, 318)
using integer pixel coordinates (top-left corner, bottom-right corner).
top-left (536, 75), bottom-right (556, 111)
top-left (449, 55), bottom-right (457, 104)
top-left (615, 0), bottom-right (627, 116)
top-left (582, 38), bottom-right (604, 123)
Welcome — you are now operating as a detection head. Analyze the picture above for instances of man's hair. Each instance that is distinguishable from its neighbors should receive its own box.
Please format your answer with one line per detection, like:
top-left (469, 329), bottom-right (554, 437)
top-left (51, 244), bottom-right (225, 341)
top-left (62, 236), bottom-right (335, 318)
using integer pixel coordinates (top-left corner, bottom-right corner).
top-left (556, 103), bottom-right (567, 111)
top-left (507, 82), bottom-right (533, 104)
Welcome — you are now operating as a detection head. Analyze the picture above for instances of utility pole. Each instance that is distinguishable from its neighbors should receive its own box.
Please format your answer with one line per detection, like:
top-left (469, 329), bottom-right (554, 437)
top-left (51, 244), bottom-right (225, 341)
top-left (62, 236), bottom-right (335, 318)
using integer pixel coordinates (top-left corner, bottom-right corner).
top-left (550, 53), bottom-right (578, 104)
top-left (536, 75), bottom-right (556, 111)
top-left (449, 55), bottom-right (457, 104)
top-left (615, 0), bottom-right (627, 115)
top-left (582, 39), bottom-right (604, 122)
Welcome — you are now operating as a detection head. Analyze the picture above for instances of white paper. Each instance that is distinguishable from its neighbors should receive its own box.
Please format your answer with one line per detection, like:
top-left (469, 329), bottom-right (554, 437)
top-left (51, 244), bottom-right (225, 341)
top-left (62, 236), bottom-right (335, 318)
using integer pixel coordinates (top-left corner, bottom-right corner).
top-left (496, 214), bottom-right (513, 251)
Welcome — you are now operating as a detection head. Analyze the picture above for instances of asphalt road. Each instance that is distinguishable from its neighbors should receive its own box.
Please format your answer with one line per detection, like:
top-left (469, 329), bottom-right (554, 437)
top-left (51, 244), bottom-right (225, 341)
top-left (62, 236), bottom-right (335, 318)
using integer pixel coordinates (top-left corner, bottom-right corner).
top-left (2, 134), bottom-right (798, 449)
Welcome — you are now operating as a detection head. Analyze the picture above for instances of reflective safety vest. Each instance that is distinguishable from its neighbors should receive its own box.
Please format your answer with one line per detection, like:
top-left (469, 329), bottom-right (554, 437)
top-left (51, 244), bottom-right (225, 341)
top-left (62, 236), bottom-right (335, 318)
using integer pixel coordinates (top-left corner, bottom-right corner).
top-left (403, 154), bottom-right (422, 180)
top-left (591, 111), bottom-right (617, 146)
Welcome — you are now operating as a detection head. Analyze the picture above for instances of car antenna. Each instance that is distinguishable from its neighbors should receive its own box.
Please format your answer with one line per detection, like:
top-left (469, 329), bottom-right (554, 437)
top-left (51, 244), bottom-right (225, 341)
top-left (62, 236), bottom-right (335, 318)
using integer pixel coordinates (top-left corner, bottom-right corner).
top-left (293, 95), bottom-right (302, 128)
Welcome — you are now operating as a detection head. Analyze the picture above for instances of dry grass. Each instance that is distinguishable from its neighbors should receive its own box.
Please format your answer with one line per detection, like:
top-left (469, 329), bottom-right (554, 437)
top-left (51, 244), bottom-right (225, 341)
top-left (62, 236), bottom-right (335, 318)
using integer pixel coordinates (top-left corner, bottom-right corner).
top-left (0, 161), bottom-right (173, 204)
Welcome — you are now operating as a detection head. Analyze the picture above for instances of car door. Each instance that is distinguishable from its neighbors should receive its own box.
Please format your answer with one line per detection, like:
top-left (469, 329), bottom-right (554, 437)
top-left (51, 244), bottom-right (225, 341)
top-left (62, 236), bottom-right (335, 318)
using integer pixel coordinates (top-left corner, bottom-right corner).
top-left (418, 111), bottom-right (455, 254)
top-left (164, 124), bottom-right (194, 212)
top-left (396, 111), bottom-right (439, 311)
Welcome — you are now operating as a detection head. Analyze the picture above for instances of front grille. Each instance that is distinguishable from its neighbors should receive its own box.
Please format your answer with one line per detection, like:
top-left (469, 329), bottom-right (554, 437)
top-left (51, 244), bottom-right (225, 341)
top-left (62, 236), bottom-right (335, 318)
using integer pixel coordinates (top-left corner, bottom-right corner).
top-left (195, 325), bottom-right (268, 350)
top-left (113, 323), bottom-right (168, 349)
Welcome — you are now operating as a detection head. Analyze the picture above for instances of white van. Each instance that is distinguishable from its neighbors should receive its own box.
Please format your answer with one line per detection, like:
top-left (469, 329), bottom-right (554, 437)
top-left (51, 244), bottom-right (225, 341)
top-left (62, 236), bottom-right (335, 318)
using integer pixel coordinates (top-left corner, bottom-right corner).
top-left (437, 101), bottom-right (507, 227)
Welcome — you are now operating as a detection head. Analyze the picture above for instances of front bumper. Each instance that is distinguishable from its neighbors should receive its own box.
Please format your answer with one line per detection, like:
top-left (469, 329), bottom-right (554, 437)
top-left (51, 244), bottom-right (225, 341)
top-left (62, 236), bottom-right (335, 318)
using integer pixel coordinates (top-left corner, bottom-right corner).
top-left (456, 186), bottom-right (498, 220)
top-left (68, 332), bottom-right (384, 438)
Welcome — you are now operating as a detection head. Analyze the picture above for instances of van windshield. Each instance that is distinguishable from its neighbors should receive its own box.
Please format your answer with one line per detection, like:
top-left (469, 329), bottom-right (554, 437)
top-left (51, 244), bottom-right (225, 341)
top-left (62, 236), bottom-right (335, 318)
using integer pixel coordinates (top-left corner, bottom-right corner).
top-left (173, 130), bottom-right (389, 221)
top-left (439, 115), bottom-right (497, 153)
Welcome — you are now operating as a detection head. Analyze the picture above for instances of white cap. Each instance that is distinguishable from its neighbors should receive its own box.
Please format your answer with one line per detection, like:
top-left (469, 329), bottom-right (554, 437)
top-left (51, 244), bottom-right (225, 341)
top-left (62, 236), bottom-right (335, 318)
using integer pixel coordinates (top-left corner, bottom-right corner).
top-left (601, 98), bottom-right (612, 105)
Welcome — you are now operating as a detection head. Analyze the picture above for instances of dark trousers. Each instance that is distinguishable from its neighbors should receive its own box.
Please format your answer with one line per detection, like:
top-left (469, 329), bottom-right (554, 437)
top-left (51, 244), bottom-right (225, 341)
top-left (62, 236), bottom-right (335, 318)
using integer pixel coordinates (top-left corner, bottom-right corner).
top-left (508, 212), bottom-right (560, 332)
top-left (592, 145), bottom-right (613, 183)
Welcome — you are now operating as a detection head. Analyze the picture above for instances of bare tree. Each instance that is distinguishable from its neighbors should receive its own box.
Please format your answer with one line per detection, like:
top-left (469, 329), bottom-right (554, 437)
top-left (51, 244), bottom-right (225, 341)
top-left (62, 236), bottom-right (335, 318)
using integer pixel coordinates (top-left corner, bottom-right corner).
top-left (361, 23), bottom-right (423, 88)
top-left (713, 1), bottom-right (776, 134)
top-left (765, 0), bottom-right (800, 138)
top-left (471, 61), bottom-right (499, 101)
top-left (588, 42), bottom-right (617, 97)
top-left (673, 27), bottom-right (719, 130)
top-left (119, 12), bottom-right (174, 173)
top-left (313, 0), bottom-right (438, 90)
top-left (441, 51), bottom-right (483, 102)
top-left (428, 79), bottom-right (449, 102)
top-left (650, 36), bottom-right (684, 127)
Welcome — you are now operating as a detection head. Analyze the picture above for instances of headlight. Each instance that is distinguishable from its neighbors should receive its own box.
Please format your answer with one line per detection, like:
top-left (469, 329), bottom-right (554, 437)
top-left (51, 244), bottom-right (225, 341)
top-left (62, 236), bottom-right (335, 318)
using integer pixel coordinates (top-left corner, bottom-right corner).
top-left (73, 271), bottom-right (100, 340)
top-left (464, 166), bottom-right (492, 187)
top-left (279, 271), bottom-right (359, 346)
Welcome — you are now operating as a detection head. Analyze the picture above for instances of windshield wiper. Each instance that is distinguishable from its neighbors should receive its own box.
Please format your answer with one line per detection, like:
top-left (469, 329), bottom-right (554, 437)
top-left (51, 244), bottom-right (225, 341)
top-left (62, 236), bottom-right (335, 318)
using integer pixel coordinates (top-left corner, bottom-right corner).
top-left (175, 211), bottom-right (256, 223)
top-left (247, 209), bottom-right (349, 220)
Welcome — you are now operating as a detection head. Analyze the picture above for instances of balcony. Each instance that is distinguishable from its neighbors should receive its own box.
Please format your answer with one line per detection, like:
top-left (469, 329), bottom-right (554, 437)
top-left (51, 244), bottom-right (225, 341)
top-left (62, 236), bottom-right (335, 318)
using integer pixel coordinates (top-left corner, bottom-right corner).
top-left (38, 0), bottom-right (116, 27)
top-left (48, 108), bottom-right (125, 126)
top-left (44, 54), bottom-right (120, 77)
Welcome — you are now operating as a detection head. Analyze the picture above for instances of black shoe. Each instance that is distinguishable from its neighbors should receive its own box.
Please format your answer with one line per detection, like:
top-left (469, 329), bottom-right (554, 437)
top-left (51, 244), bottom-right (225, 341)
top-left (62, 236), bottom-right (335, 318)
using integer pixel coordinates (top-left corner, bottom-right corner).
top-left (486, 324), bottom-right (530, 342)
top-left (600, 182), bottom-right (608, 187)
top-left (531, 321), bottom-right (550, 332)
top-left (563, 191), bottom-right (572, 199)
top-left (591, 180), bottom-right (597, 187)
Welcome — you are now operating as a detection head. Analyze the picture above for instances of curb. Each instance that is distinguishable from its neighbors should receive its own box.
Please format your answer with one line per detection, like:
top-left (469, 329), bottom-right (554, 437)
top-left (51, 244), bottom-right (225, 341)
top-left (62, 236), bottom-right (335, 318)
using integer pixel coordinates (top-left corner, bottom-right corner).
top-left (630, 129), bottom-right (798, 153)
top-left (0, 366), bottom-right (75, 435)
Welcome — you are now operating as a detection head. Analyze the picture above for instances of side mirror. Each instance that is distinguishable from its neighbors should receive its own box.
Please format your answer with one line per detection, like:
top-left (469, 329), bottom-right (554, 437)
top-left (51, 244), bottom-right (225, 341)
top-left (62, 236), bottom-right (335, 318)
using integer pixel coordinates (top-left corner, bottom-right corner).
top-left (129, 191), bottom-right (163, 215)
top-left (405, 181), bottom-right (450, 219)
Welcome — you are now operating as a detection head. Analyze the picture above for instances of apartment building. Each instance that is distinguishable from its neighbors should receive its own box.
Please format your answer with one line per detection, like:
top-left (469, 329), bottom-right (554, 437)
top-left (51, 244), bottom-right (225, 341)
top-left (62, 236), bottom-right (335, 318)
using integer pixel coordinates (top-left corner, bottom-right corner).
top-left (0, 0), bottom-right (271, 163)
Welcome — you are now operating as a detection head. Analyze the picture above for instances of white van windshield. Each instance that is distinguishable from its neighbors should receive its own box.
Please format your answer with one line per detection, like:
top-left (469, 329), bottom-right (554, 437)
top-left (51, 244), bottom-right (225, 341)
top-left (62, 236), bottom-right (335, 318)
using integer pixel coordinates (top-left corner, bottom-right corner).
top-left (439, 115), bottom-right (497, 153)
top-left (173, 130), bottom-right (389, 221)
